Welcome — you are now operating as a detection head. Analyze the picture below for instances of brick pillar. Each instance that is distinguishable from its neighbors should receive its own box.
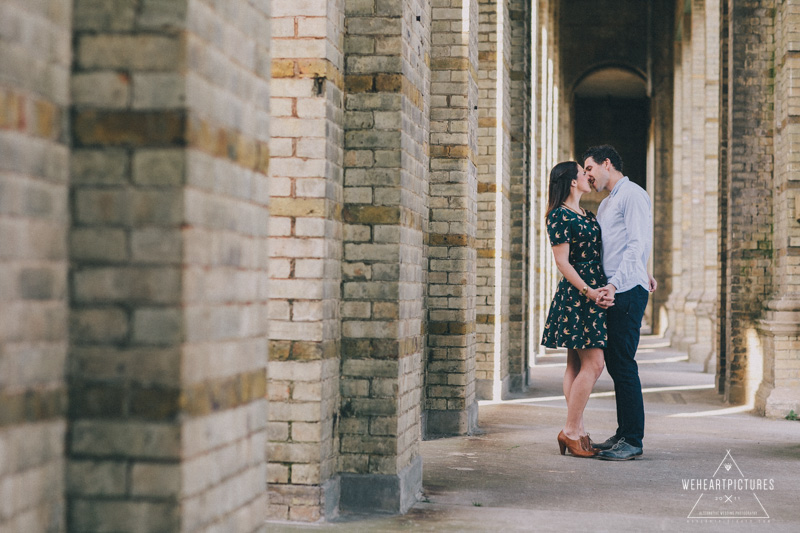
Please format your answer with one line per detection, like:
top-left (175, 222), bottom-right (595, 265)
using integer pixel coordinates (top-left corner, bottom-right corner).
top-left (649, 0), bottom-right (675, 337)
top-left (68, 2), bottom-right (270, 530)
top-left (266, 0), bottom-right (344, 522)
top-left (476, 0), bottom-right (512, 400)
top-left (528, 0), bottom-right (542, 362)
top-left (669, 4), bottom-right (696, 349)
top-left (532, 0), bottom-right (551, 359)
top-left (682, 5), bottom-right (699, 350)
top-left (508, 0), bottom-right (530, 392)
top-left (693, 0), bottom-right (720, 371)
top-left (666, 34), bottom-right (685, 343)
top-left (674, 0), bottom-right (718, 367)
top-left (720, 0), bottom-right (774, 404)
top-left (717, 0), bottom-right (730, 395)
top-left (424, 0), bottom-right (479, 437)
top-left (0, 2), bottom-right (70, 531)
top-left (680, 0), bottom-right (721, 369)
top-left (756, 0), bottom-right (800, 417)
top-left (338, 0), bottom-right (430, 514)
top-left (530, 0), bottom-right (560, 361)
top-left (682, 0), bottom-right (707, 356)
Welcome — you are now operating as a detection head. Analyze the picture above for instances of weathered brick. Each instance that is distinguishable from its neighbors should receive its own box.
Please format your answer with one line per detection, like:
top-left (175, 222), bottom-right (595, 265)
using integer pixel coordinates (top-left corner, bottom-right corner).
top-left (76, 34), bottom-right (182, 70)
top-left (66, 460), bottom-right (127, 497)
top-left (70, 500), bottom-right (178, 532)
top-left (71, 72), bottom-right (130, 107)
top-left (130, 463), bottom-right (180, 497)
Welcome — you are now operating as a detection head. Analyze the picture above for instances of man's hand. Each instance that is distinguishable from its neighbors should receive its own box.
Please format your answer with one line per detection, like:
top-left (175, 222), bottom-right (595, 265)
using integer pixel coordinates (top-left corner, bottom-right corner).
top-left (648, 274), bottom-right (658, 292)
top-left (595, 284), bottom-right (616, 308)
top-left (595, 285), bottom-right (616, 309)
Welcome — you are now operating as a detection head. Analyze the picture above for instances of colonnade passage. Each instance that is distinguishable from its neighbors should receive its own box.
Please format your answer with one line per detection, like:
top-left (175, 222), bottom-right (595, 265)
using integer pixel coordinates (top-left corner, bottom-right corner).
top-left (1, 0), bottom-right (799, 530)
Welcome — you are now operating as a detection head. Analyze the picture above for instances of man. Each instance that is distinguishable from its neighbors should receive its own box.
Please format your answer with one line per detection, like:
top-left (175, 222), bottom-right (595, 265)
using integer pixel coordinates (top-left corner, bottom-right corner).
top-left (582, 145), bottom-right (656, 461)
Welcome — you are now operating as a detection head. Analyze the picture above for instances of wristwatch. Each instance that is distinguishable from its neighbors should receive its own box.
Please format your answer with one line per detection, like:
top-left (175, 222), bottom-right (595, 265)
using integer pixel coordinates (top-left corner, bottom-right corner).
top-left (581, 286), bottom-right (589, 296)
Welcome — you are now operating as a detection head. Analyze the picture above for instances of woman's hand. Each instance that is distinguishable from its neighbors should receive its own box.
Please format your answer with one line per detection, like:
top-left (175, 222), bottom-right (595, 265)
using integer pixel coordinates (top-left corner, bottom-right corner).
top-left (591, 286), bottom-right (615, 309)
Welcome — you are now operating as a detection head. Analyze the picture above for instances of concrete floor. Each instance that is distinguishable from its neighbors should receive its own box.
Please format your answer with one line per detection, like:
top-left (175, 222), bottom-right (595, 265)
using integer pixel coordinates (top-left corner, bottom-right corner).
top-left (269, 337), bottom-right (800, 532)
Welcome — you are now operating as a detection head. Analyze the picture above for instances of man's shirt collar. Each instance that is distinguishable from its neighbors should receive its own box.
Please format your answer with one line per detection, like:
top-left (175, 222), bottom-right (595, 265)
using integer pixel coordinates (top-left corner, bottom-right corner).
top-left (609, 176), bottom-right (629, 197)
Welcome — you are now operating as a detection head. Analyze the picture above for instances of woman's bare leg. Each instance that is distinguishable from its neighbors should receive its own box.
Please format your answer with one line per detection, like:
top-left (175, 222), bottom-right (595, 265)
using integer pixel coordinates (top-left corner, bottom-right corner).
top-left (563, 348), bottom-right (605, 439)
top-left (563, 348), bottom-right (580, 399)
top-left (563, 349), bottom-right (583, 433)
top-left (563, 349), bottom-right (586, 434)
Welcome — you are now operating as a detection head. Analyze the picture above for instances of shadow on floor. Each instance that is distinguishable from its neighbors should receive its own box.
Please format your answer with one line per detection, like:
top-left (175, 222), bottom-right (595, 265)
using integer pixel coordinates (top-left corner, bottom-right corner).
top-left (270, 336), bottom-right (800, 532)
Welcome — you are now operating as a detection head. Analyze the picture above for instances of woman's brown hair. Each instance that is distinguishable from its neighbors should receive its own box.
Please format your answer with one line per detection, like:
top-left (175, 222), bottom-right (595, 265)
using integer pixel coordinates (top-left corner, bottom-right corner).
top-left (545, 161), bottom-right (578, 218)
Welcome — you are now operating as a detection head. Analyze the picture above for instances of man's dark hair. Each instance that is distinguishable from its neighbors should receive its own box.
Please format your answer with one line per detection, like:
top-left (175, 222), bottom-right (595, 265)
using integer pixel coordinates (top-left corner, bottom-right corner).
top-left (581, 145), bottom-right (623, 173)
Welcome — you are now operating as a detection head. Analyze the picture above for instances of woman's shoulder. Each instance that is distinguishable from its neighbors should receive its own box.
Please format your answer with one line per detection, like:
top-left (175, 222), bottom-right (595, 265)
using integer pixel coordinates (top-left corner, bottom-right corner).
top-left (548, 205), bottom-right (572, 220)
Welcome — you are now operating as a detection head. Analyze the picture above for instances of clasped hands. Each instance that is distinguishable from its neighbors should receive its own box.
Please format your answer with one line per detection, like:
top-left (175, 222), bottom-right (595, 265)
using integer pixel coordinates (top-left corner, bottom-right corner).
top-left (594, 285), bottom-right (615, 309)
top-left (592, 275), bottom-right (657, 310)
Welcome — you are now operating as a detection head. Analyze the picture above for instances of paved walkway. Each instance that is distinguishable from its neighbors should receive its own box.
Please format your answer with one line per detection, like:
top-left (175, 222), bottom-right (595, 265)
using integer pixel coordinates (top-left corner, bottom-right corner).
top-left (272, 337), bottom-right (800, 532)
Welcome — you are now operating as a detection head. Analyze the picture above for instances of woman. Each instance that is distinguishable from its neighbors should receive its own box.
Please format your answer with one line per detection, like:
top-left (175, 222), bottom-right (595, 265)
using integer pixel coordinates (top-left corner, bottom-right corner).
top-left (541, 161), bottom-right (611, 458)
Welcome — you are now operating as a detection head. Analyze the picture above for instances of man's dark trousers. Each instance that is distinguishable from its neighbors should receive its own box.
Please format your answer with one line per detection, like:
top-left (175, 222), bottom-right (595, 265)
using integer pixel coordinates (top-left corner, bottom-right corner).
top-left (605, 285), bottom-right (649, 448)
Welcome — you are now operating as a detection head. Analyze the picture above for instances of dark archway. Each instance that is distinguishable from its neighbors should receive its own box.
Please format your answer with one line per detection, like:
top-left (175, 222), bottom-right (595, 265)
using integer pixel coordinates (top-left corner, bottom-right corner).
top-left (573, 66), bottom-right (649, 191)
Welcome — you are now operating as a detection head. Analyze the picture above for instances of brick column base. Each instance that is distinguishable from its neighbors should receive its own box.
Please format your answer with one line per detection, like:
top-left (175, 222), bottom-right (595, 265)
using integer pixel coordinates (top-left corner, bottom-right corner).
top-left (756, 300), bottom-right (800, 418)
top-left (689, 305), bottom-right (715, 373)
top-left (423, 400), bottom-right (479, 438)
top-left (338, 455), bottom-right (422, 515)
top-left (509, 373), bottom-right (526, 392)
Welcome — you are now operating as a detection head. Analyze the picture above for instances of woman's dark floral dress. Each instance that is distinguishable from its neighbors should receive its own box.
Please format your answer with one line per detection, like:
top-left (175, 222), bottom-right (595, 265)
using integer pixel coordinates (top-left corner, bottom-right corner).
top-left (541, 206), bottom-right (607, 349)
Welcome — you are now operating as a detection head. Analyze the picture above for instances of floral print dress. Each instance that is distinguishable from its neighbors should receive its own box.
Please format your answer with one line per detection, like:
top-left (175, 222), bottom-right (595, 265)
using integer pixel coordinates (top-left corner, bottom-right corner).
top-left (541, 206), bottom-right (607, 349)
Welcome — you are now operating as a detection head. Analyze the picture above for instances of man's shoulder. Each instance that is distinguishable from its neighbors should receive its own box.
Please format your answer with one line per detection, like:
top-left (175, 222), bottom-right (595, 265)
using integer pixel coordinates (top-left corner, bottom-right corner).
top-left (621, 179), bottom-right (650, 205)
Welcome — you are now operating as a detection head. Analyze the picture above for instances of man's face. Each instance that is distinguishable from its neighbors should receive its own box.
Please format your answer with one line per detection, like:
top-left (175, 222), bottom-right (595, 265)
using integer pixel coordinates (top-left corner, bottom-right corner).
top-left (583, 156), bottom-right (608, 192)
top-left (575, 164), bottom-right (592, 193)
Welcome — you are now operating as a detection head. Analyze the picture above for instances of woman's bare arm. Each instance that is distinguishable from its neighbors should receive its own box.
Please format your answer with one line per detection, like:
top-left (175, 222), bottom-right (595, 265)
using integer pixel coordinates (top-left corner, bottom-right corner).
top-left (551, 243), bottom-right (612, 308)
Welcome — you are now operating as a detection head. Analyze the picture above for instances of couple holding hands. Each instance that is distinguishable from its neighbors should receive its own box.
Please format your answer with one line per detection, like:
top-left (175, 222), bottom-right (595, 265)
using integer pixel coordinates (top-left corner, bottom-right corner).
top-left (541, 145), bottom-right (656, 461)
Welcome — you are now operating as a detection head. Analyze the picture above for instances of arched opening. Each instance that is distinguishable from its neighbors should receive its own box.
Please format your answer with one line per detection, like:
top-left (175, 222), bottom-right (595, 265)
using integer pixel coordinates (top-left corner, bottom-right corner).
top-left (572, 66), bottom-right (649, 193)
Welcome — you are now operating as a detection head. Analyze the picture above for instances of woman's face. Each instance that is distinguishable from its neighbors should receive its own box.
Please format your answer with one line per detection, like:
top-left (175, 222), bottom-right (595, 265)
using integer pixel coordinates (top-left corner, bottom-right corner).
top-left (574, 164), bottom-right (592, 193)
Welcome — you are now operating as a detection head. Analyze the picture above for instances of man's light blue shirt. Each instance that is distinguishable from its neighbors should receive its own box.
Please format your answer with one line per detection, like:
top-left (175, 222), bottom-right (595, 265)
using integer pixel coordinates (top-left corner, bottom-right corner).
top-left (596, 176), bottom-right (652, 293)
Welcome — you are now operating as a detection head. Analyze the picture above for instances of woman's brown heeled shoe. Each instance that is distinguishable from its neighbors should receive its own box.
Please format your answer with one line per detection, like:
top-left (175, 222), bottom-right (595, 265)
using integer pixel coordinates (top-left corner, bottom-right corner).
top-left (558, 430), bottom-right (597, 457)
